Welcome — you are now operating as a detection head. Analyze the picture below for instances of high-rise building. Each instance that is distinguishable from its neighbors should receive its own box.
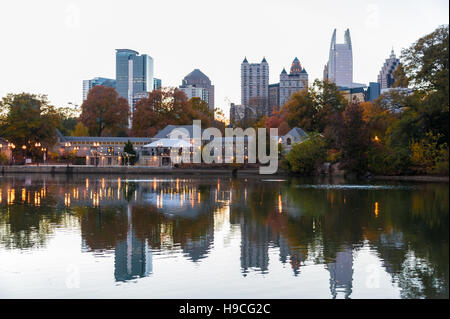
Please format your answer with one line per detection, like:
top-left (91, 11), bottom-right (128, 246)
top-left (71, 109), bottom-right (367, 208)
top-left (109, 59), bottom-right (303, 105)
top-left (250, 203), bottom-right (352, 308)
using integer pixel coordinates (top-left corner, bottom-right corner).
top-left (377, 49), bottom-right (400, 90)
top-left (153, 78), bottom-right (162, 90)
top-left (116, 49), bottom-right (154, 127)
top-left (279, 57), bottom-right (308, 106)
top-left (325, 29), bottom-right (353, 87)
top-left (182, 69), bottom-right (215, 113)
top-left (268, 83), bottom-right (280, 113)
top-left (241, 57), bottom-right (269, 115)
top-left (82, 77), bottom-right (116, 101)
top-left (366, 82), bottom-right (381, 102)
top-left (179, 85), bottom-right (209, 103)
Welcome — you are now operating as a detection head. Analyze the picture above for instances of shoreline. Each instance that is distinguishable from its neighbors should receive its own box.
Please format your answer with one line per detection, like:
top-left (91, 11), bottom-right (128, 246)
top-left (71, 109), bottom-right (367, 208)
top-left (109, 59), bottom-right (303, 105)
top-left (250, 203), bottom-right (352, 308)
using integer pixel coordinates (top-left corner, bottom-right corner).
top-left (1, 165), bottom-right (449, 182)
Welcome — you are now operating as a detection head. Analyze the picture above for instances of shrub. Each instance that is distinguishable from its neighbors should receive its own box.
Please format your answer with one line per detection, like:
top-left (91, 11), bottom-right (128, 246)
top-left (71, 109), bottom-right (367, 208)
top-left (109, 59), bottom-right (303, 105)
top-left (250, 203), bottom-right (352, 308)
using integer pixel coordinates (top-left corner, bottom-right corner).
top-left (285, 134), bottom-right (327, 175)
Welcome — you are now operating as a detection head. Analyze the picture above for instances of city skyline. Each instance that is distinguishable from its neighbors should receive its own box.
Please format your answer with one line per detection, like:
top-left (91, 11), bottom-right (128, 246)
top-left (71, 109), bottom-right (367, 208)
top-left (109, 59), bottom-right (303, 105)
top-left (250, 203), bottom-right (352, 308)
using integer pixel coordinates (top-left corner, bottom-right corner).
top-left (0, 0), bottom-right (448, 119)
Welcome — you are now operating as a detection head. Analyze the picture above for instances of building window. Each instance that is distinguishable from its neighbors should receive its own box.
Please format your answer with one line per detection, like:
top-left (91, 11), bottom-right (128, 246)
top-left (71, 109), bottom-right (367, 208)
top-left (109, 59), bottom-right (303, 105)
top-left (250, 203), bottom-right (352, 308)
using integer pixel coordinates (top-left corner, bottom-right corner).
top-left (286, 138), bottom-right (292, 145)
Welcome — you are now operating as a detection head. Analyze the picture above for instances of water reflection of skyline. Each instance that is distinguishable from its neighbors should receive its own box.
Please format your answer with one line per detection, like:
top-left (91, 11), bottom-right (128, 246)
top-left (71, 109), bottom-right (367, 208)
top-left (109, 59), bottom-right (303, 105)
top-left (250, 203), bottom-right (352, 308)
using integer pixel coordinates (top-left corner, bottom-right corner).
top-left (0, 175), bottom-right (448, 298)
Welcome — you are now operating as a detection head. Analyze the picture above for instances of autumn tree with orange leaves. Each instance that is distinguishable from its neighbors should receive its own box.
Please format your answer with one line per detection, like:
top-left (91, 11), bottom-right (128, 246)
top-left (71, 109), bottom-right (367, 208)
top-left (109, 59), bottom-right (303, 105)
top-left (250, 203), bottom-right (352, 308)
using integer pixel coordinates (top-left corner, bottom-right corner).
top-left (131, 88), bottom-right (211, 137)
top-left (79, 85), bottom-right (129, 136)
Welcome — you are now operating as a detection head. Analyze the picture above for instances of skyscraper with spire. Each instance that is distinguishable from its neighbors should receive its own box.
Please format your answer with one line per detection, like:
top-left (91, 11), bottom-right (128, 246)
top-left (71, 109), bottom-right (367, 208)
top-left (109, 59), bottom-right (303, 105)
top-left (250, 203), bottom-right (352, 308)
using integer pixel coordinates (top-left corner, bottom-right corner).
top-left (377, 49), bottom-right (400, 90)
top-left (241, 57), bottom-right (269, 115)
top-left (324, 29), bottom-right (353, 87)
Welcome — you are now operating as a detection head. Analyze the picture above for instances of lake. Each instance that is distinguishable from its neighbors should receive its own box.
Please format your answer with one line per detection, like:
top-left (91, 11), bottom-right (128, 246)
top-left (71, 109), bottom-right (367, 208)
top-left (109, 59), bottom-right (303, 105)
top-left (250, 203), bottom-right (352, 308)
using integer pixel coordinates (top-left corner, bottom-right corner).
top-left (0, 174), bottom-right (448, 299)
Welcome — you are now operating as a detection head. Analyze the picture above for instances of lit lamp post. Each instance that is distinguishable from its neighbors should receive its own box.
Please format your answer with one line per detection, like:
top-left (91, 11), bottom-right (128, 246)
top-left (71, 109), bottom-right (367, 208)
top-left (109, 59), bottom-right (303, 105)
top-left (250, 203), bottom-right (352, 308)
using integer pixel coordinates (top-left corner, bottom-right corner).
top-left (41, 147), bottom-right (47, 165)
top-left (34, 142), bottom-right (41, 166)
top-left (64, 142), bottom-right (71, 166)
top-left (7, 143), bottom-right (15, 165)
top-left (92, 142), bottom-right (100, 167)
top-left (22, 145), bottom-right (27, 165)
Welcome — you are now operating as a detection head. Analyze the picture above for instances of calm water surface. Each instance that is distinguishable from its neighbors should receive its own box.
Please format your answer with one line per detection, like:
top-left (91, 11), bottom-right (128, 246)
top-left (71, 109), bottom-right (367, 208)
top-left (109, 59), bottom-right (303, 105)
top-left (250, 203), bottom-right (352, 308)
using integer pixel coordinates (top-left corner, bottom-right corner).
top-left (0, 174), bottom-right (448, 299)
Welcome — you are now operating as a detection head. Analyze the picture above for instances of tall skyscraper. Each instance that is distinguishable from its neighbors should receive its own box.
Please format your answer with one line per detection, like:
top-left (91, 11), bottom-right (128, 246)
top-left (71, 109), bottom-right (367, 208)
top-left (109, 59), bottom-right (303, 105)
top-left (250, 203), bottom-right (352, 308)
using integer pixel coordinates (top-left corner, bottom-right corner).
top-left (116, 49), bottom-right (154, 127)
top-left (279, 57), bottom-right (309, 106)
top-left (325, 29), bottom-right (353, 87)
top-left (182, 69), bottom-right (215, 113)
top-left (82, 77), bottom-right (116, 101)
top-left (241, 57), bottom-right (269, 115)
top-left (377, 49), bottom-right (400, 90)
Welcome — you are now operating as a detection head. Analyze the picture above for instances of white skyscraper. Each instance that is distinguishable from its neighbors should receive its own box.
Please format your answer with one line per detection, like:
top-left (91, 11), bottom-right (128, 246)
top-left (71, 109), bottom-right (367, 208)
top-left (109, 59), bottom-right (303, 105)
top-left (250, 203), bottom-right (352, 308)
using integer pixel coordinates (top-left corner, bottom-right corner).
top-left (325, 29), bottom-right (353, 88)
top-left (241, 57), bottom-right (269, 115)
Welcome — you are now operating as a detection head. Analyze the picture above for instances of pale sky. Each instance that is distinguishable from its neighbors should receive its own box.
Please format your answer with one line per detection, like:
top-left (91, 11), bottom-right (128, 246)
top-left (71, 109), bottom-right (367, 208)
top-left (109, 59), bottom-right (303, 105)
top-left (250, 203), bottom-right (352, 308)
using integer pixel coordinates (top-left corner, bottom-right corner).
top-left (0, 0), bottom-right (448, 119)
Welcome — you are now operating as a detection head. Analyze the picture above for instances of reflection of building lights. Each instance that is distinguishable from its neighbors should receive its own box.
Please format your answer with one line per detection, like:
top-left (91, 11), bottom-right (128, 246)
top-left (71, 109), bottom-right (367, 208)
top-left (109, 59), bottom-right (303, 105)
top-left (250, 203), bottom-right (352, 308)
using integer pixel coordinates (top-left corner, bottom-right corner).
top-left (22, 188), bottom-right (26, 202)
top-left (278, 194), bottom-right (282, 213)
top-left (85, 178), bottom-right (89, 189)
top-left (375, 202), bottom-right (379, 218)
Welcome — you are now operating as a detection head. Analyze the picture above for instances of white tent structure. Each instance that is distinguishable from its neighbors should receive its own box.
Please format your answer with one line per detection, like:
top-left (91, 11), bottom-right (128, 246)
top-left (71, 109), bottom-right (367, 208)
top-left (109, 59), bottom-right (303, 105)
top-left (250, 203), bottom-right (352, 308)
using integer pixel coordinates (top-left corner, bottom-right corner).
top-left (143, 138), bottom-right (192, 148)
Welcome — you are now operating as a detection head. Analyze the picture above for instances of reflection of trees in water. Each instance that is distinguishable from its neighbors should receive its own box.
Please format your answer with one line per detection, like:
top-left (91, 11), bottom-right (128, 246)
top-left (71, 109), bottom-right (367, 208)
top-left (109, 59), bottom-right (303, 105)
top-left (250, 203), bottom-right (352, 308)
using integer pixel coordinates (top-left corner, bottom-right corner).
top-left (0, 175), bottom-right (448, 297)
top-left (0, 183), bottom-right (65, 250)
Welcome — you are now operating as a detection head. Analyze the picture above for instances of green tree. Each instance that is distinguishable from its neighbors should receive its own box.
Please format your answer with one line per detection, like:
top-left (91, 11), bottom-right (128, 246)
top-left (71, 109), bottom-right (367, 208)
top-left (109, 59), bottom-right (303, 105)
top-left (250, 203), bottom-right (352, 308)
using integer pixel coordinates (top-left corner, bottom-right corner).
top-left (70, 122), bottom-right (89, 136)
top-left (285, 134), bottom-right (327, 175)
top-left (0, 93), bottom-right (61, 157)
top-left (122, 140), bottom-right (137, 165)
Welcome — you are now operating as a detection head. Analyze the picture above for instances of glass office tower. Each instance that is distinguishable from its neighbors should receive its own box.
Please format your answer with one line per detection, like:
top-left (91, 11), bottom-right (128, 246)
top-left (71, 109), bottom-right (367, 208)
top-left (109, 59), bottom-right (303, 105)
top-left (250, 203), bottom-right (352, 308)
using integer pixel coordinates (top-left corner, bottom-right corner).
top-left (115, 49), bottom-right (154, 127)
top-left (326, 29), bottom-right (353, 88)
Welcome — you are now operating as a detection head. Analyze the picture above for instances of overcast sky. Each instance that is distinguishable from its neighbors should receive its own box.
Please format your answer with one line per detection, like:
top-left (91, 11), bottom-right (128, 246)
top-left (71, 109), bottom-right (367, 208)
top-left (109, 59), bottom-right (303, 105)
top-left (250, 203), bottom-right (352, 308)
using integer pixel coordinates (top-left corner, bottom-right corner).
top-left (0, 0), bottom-right (448, 118)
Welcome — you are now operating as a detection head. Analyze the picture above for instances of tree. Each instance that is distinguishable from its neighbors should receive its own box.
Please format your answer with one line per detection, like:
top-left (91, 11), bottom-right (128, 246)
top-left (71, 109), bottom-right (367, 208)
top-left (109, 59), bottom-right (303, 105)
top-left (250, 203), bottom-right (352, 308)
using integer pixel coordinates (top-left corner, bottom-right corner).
top-left (392, 63), bottom-right (409, 88)
top-left (57, 103), bottom-right (81, 135)
top-left (268, 80), bottom-right (346, 134)
top-left (131, 88), bottom-right (211, 137)
top-left (0, 93), bottom-right (61, 158)
top-left (122, 140), bottom-right (137, 165)
top-left (400, 25), bottom-right (449, 143)
top-left (80, 86), bottom-right (129, 137)
top-left (335, 102), bottom-right (370, 174)
top-left (285, 134), bottom-right (327, 175)
top-left (70, 122), bottom-right (89, 136)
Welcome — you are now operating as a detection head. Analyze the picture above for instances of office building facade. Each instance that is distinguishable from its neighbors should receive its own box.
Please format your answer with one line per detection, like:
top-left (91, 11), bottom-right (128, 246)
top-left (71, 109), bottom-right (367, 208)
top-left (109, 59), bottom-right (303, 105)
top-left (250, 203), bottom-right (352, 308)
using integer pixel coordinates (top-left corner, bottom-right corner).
top-left (268, 83), bottom-right (280, 113)
top-left (116, 49), bottom-right (154, 126)
top-left (153, 78), bottom-right (162, 90)
top-left (279, 57), bottom-right (308, 106)
top-left (82, 77), bottom-right (116, 101)
top-left (325, 29), bottom-right (353, 87)
top-left (241, 57), bottom-right (269, 115)
top-left (182, 69), bottom-right (215, 113)
top-left (179, 85), bottom-right (209, 103)
top-left (377, 49), bottom-right (400, 90)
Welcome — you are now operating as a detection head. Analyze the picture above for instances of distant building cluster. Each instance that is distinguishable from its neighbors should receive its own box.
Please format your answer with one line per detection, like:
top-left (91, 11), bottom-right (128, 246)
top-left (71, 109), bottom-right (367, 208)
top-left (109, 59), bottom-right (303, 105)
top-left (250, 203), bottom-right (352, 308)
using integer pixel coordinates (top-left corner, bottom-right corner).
top-left (81, 28), bottom-right (407, 129)
top-left (84, 51), bottom-right (215, 126)
top-left (229, 28), bottom-right (408, 126)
